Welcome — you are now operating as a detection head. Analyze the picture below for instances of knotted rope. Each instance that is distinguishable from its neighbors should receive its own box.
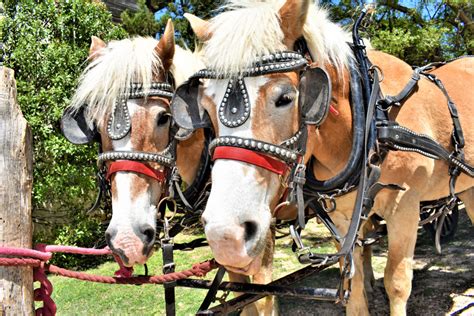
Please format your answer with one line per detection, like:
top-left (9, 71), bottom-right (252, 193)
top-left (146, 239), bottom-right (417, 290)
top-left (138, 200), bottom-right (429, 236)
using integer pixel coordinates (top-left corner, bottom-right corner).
top-left (0, 245), bottom-right (218, 316)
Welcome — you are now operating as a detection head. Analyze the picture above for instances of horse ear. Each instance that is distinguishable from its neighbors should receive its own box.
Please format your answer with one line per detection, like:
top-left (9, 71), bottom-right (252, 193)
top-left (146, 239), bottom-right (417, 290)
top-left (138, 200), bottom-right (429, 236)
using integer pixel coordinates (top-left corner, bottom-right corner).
top-left (184, 13), bottom-right (212, 42)
top-left (299, 67), bottom-right (332, 126)
top-left (61, 106), bottom-right (99, 145)
top-left (89, 36), bottom-right (106, 61)
top-left (278, 0), bottom-right (310, 48)
top-left (156, 19), bottom-right (175, 71)
top-left (171, 78), bottom-right (211, 131)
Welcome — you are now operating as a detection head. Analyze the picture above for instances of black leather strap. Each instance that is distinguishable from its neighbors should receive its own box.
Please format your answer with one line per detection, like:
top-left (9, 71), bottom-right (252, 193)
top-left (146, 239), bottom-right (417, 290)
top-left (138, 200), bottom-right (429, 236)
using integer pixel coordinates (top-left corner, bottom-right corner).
top-left (198, 267), bottom-right (226, 312)
top-left (379, 69), bottom-right (421, 108)
top-left (162, 240), bottom-right (176, 316)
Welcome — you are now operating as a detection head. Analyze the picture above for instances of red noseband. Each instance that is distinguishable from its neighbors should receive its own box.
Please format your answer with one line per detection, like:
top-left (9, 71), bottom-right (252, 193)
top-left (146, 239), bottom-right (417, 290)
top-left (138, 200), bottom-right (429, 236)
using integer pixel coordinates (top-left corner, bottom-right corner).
top-left (212, 147), bottom-right (288, 175)
top-left (106, 161), bottom-right (166, 183)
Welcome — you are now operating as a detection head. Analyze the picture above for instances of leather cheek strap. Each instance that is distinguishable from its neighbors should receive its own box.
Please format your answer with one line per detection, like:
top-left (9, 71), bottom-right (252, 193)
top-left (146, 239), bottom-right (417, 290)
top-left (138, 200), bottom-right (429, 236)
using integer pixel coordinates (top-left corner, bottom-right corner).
top-left (212, 147), bottom-right (288, 175)
top-left (106, 160), bottom-right (166, 183)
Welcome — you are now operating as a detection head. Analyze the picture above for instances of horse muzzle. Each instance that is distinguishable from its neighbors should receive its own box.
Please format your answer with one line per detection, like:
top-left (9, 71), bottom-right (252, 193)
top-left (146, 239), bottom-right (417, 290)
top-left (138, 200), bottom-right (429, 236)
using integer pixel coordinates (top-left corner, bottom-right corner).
top-left (105, 225), bottom-right (156, 267)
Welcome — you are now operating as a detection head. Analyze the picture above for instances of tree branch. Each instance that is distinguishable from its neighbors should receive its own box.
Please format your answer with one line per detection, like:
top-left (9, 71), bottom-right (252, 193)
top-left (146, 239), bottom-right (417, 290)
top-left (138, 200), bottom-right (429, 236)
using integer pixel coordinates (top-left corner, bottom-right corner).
top-left (446, 1), bottom-right (474, 34)
top-left (379, 0), bottom-right (425, 26)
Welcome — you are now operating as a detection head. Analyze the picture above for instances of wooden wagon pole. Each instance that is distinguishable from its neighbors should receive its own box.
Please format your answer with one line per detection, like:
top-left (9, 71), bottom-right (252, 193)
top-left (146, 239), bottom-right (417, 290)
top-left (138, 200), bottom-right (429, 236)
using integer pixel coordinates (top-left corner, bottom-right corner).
top-left (0, 66), bottom-right (34, 314)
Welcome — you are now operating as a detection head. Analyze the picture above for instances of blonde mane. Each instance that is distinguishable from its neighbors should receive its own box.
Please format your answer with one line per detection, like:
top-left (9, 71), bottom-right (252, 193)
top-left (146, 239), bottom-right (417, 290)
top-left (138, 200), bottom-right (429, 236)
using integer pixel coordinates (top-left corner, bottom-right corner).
top-left (203, 0), bottom-right (353, 76)
top-left (70, 37), bottom-right (203, 125)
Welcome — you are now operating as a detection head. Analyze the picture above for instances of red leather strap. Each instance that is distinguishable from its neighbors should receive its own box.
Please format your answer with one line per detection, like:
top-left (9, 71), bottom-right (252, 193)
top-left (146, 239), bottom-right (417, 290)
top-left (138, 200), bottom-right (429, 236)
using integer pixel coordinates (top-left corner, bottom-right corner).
top-left (106, 161), bottom-right (166, 182)
top-left (213, 147), bottom-right (288, 175)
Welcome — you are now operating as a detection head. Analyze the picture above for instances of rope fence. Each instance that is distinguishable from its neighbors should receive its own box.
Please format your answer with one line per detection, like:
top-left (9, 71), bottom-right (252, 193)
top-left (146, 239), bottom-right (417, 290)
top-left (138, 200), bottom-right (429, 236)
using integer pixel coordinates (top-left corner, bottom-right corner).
top-left (0, 245), bottom-right (218, 316)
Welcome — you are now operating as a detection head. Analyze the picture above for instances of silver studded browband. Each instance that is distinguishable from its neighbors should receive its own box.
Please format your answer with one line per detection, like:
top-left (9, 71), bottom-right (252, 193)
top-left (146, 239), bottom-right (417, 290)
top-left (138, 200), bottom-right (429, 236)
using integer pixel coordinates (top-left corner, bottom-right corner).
top-left (192, 51), bottom-right (308, 79)
top-left (128, 82), bottom-right (174, 99)
top-left (98, 140), bottom-right (175, 167)
top-left (107, 82), bottom-right (174, 140)
top-left (192, 51), bottom-right (308, 129)
top-left (209, 129), bottom-right (304, 164)
top-left (98, 151), bottom-right (174, 167)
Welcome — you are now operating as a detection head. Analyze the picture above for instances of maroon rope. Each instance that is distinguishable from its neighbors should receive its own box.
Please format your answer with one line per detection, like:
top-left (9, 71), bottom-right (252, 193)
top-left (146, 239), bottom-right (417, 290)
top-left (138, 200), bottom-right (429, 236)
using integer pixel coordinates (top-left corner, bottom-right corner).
top-left (0, 245), bottom-right (219, 316)
top-left (46, 259), bottom-right (218, 285)
top-left (0, 257), bottom-right (42, 267)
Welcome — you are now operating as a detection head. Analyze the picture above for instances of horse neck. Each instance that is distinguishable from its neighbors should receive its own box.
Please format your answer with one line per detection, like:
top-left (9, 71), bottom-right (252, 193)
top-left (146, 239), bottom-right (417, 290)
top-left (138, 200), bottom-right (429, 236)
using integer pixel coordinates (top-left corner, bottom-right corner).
top-left (176, 128), bottom-right (206, 185)
top-left (308, 63), bottom-right (353, 179)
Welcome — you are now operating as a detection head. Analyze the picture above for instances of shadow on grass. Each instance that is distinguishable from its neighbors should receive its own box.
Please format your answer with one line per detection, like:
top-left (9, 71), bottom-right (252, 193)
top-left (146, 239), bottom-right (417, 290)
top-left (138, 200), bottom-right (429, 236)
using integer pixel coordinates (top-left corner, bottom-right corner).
top-left (278, 211), bottom-right (473, 315)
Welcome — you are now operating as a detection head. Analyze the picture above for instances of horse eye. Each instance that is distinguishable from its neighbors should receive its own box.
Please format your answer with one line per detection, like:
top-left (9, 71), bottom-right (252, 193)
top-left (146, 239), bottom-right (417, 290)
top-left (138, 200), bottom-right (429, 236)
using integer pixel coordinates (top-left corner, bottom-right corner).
top-left (157, 113), bottom-right (171, 126)
top-left (275, 94), bottom-right (294, 107)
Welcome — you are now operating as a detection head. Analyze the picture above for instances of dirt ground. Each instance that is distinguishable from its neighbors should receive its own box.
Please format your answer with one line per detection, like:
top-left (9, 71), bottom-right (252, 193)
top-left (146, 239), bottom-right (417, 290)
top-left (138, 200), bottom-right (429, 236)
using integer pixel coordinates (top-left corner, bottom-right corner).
top-left (279, 211), bottom-right (474, 315)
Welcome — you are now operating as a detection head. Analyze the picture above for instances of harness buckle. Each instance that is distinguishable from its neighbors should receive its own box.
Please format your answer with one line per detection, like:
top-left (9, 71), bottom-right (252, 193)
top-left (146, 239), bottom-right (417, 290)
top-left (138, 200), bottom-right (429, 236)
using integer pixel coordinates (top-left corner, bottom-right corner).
top-left (289, 225), bottom-right (311, 256)
top-left (161, 218), bottom-right (174, 245)
top-left (162, 262), bottom-right (176, 274)
top-left (317, 194), bottom-right (337, 213)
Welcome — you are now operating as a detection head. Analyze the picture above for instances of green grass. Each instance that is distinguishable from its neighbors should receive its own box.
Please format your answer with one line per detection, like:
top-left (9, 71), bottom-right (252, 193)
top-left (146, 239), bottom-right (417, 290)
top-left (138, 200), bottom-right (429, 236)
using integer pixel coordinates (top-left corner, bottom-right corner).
top-left (44, 221), bottom-right (337, 315)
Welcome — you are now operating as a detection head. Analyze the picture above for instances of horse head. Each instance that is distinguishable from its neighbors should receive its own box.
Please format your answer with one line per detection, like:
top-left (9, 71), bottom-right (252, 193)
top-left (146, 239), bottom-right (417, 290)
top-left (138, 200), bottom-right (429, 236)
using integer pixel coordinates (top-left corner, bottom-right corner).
top-left (171, 0), bottom-right (335, 275)
top-left (62, 21), bottom-right (204, 267)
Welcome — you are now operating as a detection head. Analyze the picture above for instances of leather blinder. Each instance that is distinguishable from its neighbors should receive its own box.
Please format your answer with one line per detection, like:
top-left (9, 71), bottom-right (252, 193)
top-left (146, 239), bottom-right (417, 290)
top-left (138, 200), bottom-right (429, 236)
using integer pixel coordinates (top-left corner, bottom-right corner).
top-left (298, 67), bottom-right (332, 126)
top-left (61, 106), bottom-right (98, 145)
top-left (170, 78), bottom-right (211, 131)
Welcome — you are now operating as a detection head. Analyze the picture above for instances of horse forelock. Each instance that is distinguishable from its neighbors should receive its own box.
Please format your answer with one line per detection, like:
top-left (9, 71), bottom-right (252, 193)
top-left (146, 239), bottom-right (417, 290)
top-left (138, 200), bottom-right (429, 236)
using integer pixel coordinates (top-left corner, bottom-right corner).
top-left (303, 5), bottom-right (354, 75)
top-left (203, 1), bottom-right (352, 77)
top-left (171, 45), bottom-right (206, 86)
top-left (204, 1), bottom-right (286, 77)
top-left (69, 37), bottom-right (161, 125)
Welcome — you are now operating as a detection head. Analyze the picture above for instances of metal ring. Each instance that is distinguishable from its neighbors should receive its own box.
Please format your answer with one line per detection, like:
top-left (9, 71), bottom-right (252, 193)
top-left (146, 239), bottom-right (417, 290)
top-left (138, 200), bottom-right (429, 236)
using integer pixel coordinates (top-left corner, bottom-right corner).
top-left (369, 65), bottom-right (384, 82)
top-left (158, 197), bottom-right (177, 222)
top-left (318, 196), bottom-right (337, 213)
top-left (273, 201), bottom-right (290, 218)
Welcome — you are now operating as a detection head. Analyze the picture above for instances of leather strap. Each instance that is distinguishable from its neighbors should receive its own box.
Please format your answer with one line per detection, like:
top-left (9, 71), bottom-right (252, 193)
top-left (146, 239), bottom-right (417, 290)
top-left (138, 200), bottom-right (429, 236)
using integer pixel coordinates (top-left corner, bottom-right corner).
top-left (106, 160), bottom-right (166, 182)
top-left (213, 147), bottom-right (288, 175)
top-left (162, 241), bottom-right (176, 316)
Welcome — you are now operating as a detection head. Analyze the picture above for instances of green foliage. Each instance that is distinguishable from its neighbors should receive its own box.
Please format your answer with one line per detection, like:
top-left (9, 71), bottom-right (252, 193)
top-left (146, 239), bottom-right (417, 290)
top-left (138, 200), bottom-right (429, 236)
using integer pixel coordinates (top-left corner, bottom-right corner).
top-left (50, 216), bottom-right (106, 270)
top-left (1, 0), bottom-right (127, 242)
top-left (142, 0), bottom-right (224, 49)
top-left (121, 0), bottom-right (160, 36)
top-left (323, 0), bottom-right (472, 65)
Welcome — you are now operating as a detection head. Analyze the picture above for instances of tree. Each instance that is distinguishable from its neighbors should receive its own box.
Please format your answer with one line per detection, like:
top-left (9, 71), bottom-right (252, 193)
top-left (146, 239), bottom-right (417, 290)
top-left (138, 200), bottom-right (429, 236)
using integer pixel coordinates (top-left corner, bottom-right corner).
top-left (1, 0), bottom-right (127, 243)
top-left (125, 0), bottom-right (223, 48)
top-left (322, 0), bottom-right (472, 65)
top-left (121, 0), bottom-right (161, 36)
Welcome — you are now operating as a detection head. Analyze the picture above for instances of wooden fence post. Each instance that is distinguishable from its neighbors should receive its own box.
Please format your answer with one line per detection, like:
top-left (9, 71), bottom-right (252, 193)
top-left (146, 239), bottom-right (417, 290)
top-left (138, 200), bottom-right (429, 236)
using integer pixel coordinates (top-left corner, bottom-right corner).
top-left (0, 66), bottom-right (34, 314)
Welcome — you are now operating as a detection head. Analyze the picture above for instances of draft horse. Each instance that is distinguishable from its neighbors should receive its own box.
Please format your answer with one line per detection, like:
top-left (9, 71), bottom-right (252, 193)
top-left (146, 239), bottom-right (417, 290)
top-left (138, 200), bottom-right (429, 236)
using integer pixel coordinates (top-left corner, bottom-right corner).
top-left (61, 21), bottom-right (207, 267)
top-left (171, 1), bottom-right (474, 314)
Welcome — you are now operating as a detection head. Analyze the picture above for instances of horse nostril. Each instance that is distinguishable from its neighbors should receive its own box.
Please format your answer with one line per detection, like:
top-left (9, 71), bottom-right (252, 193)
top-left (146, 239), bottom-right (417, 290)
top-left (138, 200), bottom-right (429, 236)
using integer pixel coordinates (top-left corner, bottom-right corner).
top-left (141, 225), bottom-right (156, 246)
top-left (243, 221), bottom-right (258, 242)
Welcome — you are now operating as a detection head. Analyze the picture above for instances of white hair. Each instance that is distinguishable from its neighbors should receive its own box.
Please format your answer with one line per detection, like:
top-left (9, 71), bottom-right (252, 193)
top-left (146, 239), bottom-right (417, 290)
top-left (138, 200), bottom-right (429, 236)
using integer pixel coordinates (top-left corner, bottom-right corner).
top-left (171, 45), bottom-right (205, 85)
top-left (203, 0), bottom-right (353, 76)
top-left (69, 37), bottom-right (203, 125)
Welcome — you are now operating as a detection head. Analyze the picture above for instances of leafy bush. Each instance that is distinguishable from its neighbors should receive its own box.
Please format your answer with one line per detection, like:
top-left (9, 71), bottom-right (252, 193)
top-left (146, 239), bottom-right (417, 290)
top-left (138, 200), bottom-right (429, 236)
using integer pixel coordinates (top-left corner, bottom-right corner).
top-left (1, 0), bottom-right (127, 251)
top-left (50, 216), bottom-right (108, 270)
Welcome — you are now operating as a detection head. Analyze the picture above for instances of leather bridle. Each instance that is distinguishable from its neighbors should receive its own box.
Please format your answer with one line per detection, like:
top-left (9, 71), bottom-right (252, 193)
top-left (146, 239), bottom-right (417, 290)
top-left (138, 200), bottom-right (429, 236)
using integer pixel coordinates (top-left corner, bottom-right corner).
top-left (98, 82), bottom-right (176, 186)
top-left (192, 52), bottom-right (320, 228)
